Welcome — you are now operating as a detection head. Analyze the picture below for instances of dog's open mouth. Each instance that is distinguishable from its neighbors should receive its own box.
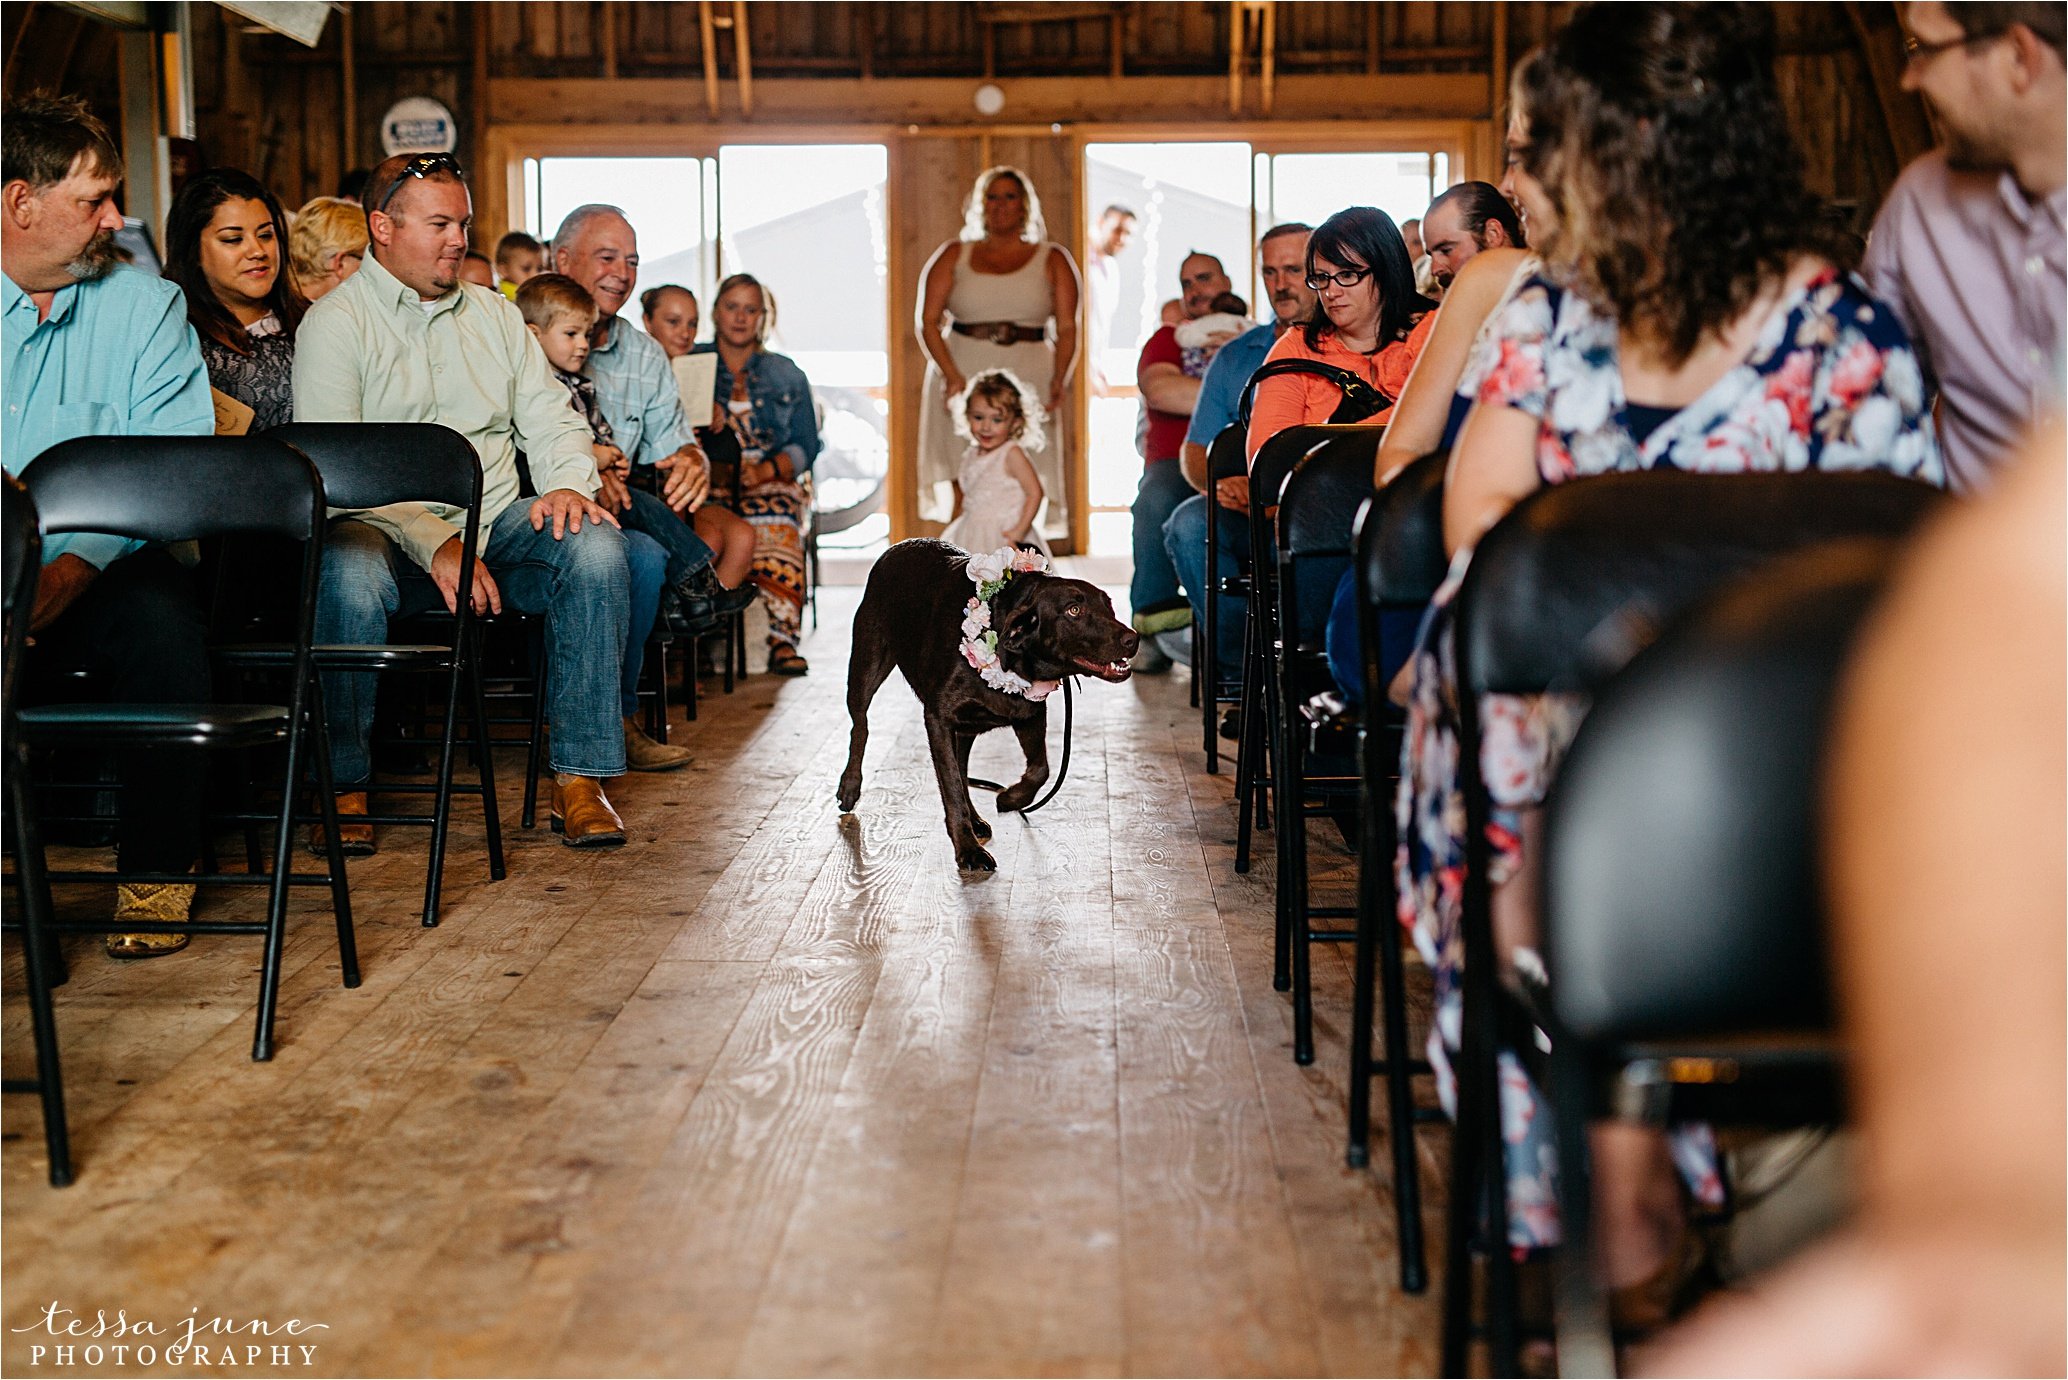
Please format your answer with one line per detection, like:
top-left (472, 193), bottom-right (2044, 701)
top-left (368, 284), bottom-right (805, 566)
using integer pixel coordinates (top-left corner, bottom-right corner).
top-left (1073, 655), bottom-right (1133, 683)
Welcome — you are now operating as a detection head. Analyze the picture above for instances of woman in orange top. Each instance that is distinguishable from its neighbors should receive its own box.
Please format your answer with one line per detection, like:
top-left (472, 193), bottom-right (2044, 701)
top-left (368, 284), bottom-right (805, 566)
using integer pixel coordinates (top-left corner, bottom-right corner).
top-left (1245, 205), bottom-right (1436, 464)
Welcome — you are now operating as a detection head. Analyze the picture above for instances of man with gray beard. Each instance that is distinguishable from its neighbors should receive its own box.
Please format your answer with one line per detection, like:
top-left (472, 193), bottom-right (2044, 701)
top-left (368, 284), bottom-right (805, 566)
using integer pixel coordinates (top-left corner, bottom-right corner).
top-left (2, 94), bottom-right (216, 955)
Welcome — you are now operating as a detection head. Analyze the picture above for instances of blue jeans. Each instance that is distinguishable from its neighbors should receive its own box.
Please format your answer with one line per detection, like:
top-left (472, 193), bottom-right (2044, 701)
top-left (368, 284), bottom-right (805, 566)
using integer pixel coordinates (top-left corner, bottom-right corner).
top-left (616, 487), bottom-right (712, 720)
top-left (1163, 492), bottom-right (1249, 684)
top-left (1162, 492), bottom-right (1342, 685)
top-left (1322, 566), bottom-right (1425, 708)
top-left (1130, 459), bottom-right (1196, 627)
top-left (316, 504), bottom-right (631, 782)
top-left (619, 485), bottom-right (713, 587)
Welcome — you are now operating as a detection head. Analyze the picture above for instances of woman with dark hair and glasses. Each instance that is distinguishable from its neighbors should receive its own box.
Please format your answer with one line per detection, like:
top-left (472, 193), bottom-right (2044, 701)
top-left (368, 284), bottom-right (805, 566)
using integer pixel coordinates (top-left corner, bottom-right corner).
top-left (1242, 205), bottom-right (1436, 462)
top-left (694, 273), bottom-right (822, 675)
top-left (164, 167), bottom-right (306, 431)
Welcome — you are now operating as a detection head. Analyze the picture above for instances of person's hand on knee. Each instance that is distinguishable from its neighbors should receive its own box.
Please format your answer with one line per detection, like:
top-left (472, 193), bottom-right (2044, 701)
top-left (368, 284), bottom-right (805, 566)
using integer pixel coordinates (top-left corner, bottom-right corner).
top-left (529, 488), bottom-right (621, 540)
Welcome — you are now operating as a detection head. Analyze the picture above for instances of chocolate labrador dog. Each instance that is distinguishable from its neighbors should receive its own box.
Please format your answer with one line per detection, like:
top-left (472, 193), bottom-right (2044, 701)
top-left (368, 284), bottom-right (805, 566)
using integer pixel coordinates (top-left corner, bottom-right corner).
top-left (839, 539), bottom-right (1138, 871)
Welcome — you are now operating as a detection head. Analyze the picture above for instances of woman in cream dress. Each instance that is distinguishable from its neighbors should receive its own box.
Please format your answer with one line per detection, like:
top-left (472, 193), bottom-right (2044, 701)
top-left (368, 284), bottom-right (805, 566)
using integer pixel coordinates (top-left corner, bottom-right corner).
top-left (915, 166), bottom-right (1080, 542)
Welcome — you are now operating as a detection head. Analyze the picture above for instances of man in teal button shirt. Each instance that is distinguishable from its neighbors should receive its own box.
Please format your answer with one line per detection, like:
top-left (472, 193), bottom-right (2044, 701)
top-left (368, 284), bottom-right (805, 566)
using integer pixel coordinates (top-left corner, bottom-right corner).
top-left (2, 94), bottom-right (216, 954)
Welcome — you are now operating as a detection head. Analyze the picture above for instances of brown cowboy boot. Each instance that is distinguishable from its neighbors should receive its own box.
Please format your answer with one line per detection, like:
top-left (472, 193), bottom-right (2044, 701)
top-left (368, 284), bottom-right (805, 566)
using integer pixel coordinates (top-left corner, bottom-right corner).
top-left (307, 789), bottom-right (375, 857)
top-left (623, 716), bottom-right (693, 772)
top-left (550, 774), bottom-right (626, 848)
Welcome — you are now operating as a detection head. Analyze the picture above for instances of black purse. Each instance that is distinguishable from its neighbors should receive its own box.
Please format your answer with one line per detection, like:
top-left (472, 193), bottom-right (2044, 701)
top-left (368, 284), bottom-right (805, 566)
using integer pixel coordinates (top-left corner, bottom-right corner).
top-left (1236, 358), bottom-right (1392, 428)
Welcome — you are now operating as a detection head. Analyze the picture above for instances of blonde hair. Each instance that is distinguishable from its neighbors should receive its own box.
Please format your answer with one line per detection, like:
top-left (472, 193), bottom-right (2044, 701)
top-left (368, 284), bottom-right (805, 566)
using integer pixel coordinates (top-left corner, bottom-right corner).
top-left (289, 196), bottom-right (369, 287)
top-left (959, 166), bottom-right (1046, 245)
top-left (954, 369), bottom-right (1047, 453)
top-left (515, 273), bottom-right (599, 333)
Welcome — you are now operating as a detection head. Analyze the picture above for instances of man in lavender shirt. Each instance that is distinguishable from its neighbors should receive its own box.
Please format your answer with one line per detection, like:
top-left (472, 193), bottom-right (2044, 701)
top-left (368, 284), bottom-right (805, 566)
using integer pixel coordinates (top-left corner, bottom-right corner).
top-left (1863, 2), bottom-right (2065, 492)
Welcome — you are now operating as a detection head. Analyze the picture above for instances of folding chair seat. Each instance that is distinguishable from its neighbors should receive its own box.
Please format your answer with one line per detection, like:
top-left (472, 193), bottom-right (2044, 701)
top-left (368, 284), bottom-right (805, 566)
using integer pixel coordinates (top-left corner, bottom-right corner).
top-left (1344, 448), bottom-right (1450, 1292)
top-left (15, 434), bottom-right (355, 1065)
top-left (1271, 428), bottom-right (1384, 1068)
top-left (218, 421), bottom-right (500, 928)
top-left (1440, 469), bottom-right (1942, 1375)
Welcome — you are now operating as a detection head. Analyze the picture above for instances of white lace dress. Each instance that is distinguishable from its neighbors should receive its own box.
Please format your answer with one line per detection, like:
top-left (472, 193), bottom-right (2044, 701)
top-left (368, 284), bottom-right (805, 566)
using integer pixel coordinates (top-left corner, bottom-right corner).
top-left (939, 441), bottom-right (1050, 557)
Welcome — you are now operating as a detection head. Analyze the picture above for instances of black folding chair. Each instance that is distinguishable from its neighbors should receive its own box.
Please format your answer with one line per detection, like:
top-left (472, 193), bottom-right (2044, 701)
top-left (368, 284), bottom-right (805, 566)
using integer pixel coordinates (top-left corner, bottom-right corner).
top-left (1538, 539), bottom-right (1900, 1374)
top-left (2, 475), bottom-right (73, 1185)
top-left (1235, 424), bottom-right (1360, 875)
top-left (1271, 429), bottom-right (1382, 1067)
top-left (17, 435), bottom-right (357, 1064)
top-left (1345, 449), bottom-right (1450, 1292)
top-left (1198, 422), bottom-right (1249, 773)
top-left (1441, 469), bottom-right (1942, 1376)
top-left (221, 422), bottom-right (500, 928)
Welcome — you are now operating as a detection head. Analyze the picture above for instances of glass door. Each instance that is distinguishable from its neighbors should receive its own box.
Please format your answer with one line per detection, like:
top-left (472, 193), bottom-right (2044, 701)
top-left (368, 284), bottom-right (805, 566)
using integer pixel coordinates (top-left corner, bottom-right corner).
top-left (527, 146), bottom-right (892, 552)
top-left (1083, 141), bottom-right (1255, 555)
top-left (527, 156), bottom-right (716, 325)
top-left (716, 144), bottom-right (891, 552)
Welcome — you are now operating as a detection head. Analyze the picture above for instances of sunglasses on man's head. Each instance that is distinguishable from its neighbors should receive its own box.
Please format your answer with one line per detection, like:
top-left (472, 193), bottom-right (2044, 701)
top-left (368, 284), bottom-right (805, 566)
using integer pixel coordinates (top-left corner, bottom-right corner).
top-left (374, 154), bottom-right (467, 215)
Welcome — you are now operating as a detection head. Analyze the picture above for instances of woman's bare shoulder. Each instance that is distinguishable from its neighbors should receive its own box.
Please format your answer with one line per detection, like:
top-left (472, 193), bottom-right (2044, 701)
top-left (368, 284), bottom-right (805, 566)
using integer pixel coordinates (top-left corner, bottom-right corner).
top-left (1449, 247), bottom-right (1533, 304)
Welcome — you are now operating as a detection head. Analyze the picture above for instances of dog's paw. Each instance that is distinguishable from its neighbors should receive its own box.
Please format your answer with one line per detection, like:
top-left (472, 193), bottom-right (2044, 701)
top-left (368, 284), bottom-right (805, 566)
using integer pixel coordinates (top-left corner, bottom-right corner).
top-left (955, 839), bottom-right (997, 872)
top-left (836, 776), bottom-right (861, 813)
top-left (996, 778), bottom-right (1046, 813)
top-left (970, 814), bottom-right (992, 842)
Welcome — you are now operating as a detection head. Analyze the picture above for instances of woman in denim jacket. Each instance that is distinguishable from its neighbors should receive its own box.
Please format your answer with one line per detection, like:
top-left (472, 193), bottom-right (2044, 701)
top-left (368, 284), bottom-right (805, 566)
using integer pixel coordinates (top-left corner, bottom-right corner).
top-left (696, 273), bottom-right (824, 674)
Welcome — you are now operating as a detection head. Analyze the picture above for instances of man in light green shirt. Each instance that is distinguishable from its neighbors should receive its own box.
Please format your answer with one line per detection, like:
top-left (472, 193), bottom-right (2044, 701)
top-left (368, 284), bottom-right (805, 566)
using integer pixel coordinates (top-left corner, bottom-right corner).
top-left (293, 152), bottom-right (634, 847)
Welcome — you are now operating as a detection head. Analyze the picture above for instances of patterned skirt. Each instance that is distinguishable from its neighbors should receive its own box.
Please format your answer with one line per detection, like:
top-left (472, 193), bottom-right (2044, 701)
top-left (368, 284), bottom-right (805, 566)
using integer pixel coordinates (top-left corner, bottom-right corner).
top-left (709, 464), bottom-right (808, 648)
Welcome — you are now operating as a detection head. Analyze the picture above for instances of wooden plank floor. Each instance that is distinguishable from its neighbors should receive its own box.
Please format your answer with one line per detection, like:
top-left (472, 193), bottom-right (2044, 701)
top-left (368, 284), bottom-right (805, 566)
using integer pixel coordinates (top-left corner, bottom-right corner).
top-left (2, 581), bottom-right (1442, 1378)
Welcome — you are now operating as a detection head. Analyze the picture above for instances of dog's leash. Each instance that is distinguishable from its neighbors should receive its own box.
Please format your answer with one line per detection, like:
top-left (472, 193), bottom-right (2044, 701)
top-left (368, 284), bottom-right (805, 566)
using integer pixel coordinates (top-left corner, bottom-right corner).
top-left (966, 677), bottom-right (1075, 815)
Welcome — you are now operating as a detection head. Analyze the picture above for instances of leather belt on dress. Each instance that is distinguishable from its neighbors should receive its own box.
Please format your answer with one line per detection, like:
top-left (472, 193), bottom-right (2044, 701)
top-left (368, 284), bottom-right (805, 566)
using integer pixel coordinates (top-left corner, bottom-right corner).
top-left (951, 321), bottom-right (1046, 346)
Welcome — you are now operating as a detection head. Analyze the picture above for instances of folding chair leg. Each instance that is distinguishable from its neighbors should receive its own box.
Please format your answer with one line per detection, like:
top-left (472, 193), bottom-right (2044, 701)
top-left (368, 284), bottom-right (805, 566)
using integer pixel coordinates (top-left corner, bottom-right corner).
top-left (304, 684), bottom-right (360, 988)
top-left (467, 638), bottom-right (506, 882)
top-left (1551, 1047), bottom-right (1616, 1377)
top-left (1278, 700), bottom-right (1310, 1034)
top-left (1442, 1017), bottom-right (1488, 1377)
top-left (1379, 886), bottom-right (1427, 1294)
top-left (1349, 852), bottom-right (1382, 1169)
top-left (1235, 608), bottom-right (1263, 875)
top-left (682, 636), bottom-right (700, 722)
top-left (9, 769), bottom-right (73, 1187)
top-left (253, 691), bottom-right (311, 1062)
top-left (521, 624), bottom-right (547, 830)
top-left (648, 633), bottom-right (671, 743)
top-left (421, 627), bottom-right (469, 928)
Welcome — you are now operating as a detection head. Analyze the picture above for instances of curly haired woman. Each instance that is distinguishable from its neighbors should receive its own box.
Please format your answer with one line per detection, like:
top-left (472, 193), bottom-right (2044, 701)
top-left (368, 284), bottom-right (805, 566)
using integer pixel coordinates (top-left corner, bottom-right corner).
top-left (1397, 0), bottom-right (1944, 1294)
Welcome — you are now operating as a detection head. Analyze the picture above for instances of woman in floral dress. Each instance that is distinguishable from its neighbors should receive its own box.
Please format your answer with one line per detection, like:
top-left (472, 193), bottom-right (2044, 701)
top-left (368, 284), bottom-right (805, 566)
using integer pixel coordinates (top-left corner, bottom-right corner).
top-left (1399, 2), bottom-right (1944, 1285)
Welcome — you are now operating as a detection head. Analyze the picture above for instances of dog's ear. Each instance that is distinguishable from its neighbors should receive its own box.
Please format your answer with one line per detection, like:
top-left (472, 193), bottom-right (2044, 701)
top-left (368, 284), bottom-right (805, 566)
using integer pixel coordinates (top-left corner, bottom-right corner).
top-left (997, 595), bottom-right (1043, 660)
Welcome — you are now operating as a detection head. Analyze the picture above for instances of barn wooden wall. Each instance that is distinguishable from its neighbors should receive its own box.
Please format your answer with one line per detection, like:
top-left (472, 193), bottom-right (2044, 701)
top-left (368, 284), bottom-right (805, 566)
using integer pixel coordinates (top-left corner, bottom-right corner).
top-left (0, 2), bottom-right (1923, 228)
top-left (1, 0), bottom-right (1930, 547)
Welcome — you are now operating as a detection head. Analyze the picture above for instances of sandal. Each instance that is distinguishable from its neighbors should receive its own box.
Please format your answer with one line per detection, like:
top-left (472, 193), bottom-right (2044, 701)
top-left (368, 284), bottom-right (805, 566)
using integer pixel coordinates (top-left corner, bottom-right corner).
top-left (106, 931), bottom-right (191, 961)
top-left (768, 645), bottom-right (810, 676)
top-left (106, 881), bottom-right (196, 960)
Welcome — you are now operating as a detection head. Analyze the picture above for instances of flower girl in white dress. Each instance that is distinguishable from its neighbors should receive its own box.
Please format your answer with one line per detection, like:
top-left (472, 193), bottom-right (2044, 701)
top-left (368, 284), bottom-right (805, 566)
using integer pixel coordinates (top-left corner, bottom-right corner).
top-left (940, 369), bottom-right (1050, 557)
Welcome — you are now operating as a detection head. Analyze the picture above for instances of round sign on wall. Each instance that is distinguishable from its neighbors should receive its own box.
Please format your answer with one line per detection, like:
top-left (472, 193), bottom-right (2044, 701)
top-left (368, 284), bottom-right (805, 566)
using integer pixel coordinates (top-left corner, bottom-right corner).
top-left (380, 97), bottom-right (458, 157)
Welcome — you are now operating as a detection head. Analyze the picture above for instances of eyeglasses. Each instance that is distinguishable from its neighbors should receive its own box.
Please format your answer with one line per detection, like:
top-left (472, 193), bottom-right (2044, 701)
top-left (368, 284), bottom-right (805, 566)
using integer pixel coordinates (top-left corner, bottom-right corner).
top-left (1304, 267), bottom-right (1372, 291)
top-left (1903, 28), bottom-right (2000, 66)
top-left (373, 154), bottom-right (466, 215)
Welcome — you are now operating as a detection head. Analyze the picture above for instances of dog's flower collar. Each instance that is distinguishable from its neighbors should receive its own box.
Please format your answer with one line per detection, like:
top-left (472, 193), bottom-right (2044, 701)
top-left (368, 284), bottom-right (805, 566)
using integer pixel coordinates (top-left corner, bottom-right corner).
top-left (960, 546), bottom-right (1060, 700)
